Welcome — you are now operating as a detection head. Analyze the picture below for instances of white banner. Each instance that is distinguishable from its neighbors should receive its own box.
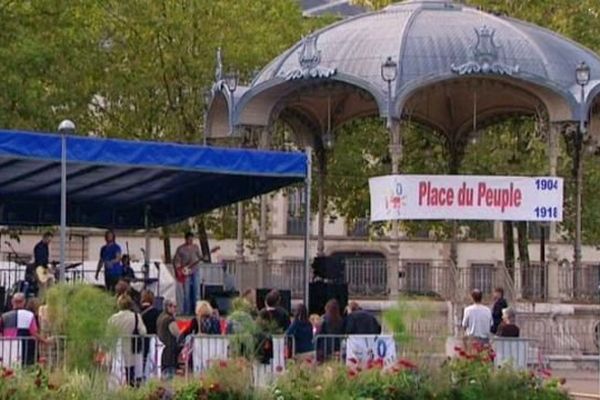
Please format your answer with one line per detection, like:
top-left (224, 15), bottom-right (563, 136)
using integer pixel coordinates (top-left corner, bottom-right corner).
top-left (369, 175), bottom-right (563, 222)
top-left (345, 335), bottom-right (396, 369)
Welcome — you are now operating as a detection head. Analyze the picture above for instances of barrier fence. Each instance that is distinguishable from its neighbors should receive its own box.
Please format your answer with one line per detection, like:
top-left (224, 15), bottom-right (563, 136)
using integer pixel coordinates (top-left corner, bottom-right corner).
top-left (0, 333), bottom-right (595, 387)
top-left (0, 336), bottom-right (67, 370)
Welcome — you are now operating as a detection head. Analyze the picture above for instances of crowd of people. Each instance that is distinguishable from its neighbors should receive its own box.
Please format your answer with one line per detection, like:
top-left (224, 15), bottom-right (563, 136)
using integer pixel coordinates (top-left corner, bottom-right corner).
top-left (0, 282), bottom-right (522, 385)
top-left (103, 286), bottom-right (383, 384)
top-left (1, 230), bottom-right (524, 386)
top-left (462, 287), bottom-right (520, 344)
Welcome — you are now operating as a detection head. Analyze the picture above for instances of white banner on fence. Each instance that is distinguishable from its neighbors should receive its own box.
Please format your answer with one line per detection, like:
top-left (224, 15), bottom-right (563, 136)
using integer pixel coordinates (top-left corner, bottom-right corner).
top-left (369, 175), bottom-right (563, 222)
top-left (345, 335), bottom-right (396, 369)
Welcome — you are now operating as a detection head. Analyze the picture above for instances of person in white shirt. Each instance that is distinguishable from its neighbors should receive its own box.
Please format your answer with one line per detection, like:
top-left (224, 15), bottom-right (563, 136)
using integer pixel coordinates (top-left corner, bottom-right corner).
top-left (462, 289), bottom-right (493, 342)
top-left (108, 295), bottom-right (147, 386)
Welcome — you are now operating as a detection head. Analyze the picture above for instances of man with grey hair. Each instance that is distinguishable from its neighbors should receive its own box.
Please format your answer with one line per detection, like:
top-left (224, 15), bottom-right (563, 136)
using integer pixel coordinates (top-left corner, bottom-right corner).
top-left (0, 293), bottom-right (46, 366)
top-left (496, 307), bottom-right (520, 337)
top-left (157, 298), bottom-right (180, 379)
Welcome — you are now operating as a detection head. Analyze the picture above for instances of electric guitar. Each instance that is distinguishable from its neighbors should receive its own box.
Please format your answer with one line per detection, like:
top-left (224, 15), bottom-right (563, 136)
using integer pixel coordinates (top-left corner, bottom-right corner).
top-left (174, 246), bottom-right (220, 283)
top-left (36, 262), bottom-right (82, 284)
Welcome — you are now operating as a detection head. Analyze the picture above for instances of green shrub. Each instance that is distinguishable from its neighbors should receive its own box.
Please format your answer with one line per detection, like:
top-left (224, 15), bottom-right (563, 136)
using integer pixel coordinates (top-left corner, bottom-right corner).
top-left (45, 283), bottom-right (116, 371)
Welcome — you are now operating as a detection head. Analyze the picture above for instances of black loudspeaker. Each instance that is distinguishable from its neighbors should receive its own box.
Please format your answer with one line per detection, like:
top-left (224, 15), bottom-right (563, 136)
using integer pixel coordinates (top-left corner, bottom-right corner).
top-left (256, 289), bottom-right (292, 314)
top-left (202, 284), bottom-right (224, 300)
top-left (0, 286), bottom-right (5, 312)
top-left (212, 296), bottom-right (233, 316)
top-left (203, 285), bottom-right (237, 316)
top-left (312, 256), bottom-right (345, 281)
top-left (308, 282), bottom-right (348, 316)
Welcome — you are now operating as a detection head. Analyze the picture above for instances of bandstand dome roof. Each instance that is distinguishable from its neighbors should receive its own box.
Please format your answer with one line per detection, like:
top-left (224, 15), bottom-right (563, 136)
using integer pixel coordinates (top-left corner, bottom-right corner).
top-left (257, 0), bottom-right (600, 92)
top-left (209, 0), bottom-right (600, 138)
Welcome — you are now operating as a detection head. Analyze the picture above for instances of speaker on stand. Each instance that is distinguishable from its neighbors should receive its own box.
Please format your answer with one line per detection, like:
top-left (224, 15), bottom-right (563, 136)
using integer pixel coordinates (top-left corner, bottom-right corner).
top-left (308, 256), bottom-right (348, 315)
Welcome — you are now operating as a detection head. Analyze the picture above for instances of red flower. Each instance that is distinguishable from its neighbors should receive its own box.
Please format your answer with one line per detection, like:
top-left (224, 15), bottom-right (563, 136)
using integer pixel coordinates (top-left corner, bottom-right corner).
top-left (38, 356), bottom-right (47, 366)
top-left (348, 370), bottom-right (357, 378)
top-left (209, 383), bottom-right (221, 392)
top-left (219, 360), bottom-right (228, 368)
top-left (453, 346), bottom-right (463, 352)
top-left (34, 377), bottom-right (42, 387)
top-left (458, 350), bottom-right (467, 358)
top-left (398, 359), bottom-right (417, 369)
top-left (275, 366), bottom-right (283, 373)
top-left (2, 368), bottom-right (14, 378)
top-left (348, 357), bottom-right (358, 365)
top-left (540, 369), bottom-right (552, 378)
top-left (304, 357), bottom-right (314, 364)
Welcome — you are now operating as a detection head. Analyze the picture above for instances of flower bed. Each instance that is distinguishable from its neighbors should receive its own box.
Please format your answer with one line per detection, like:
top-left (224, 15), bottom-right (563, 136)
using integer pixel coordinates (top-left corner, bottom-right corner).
top-left (0, 346), bottom-right (571, 400)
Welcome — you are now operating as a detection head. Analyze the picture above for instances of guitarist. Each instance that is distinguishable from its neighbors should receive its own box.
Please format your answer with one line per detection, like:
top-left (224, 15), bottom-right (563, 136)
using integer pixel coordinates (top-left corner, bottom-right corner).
top-left (95, 230), bottom-right (122, 292)
top-left (31, 232), bottom-right (53, 297)
top-left (173, 232), bottom-right (203, 315)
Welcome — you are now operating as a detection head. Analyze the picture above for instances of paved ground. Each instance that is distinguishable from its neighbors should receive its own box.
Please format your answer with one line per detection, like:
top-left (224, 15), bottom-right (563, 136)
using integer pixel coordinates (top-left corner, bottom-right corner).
top-left (553, 369), bottom-right (600, 398)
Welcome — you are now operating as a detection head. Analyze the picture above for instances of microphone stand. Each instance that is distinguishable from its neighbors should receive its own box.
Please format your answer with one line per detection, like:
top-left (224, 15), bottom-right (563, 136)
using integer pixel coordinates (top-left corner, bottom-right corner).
top-left (4, 241), bottom-right (24, 295)
top-left (140, 248), bottom-right (150, 289)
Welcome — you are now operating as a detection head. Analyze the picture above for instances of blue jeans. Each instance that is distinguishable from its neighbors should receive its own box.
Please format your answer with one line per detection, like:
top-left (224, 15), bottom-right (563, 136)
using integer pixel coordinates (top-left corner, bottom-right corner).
top-left (182, 269), bottom-right (199, 315)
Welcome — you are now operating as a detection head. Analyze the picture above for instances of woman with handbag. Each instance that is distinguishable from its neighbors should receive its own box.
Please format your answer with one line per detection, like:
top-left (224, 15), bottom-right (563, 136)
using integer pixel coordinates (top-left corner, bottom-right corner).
top-left (108, 295), bottom-right (147, 386)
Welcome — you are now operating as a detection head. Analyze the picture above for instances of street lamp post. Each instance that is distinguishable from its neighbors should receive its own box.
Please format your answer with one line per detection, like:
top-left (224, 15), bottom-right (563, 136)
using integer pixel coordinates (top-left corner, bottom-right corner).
top-left (203, 89), bottom-right (213, 146)
top-left (574, 62), bottom-right (590, 284)
top-left (224, 72), bottom-right (245, 264)
top-left (225, 70), bottom-right (238, 136)
top-left (381, 56), bottom-right (399, 296)
top-left (58, 119), bottom-right (75, 282)
top-left (381, 56), bottom-right (398, 129)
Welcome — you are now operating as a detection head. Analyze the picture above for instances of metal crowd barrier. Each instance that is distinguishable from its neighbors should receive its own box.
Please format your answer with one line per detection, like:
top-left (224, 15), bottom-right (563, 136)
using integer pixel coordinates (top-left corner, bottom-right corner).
top-left (314, 334), bottom-right (398, 368)
top-left (107, 335), bottom-right (164, 386)
top-left (0, 336), bottom-right (67, 369)
top-left (0, 333), bottom-right (558, 386)
top-left (446, 336), bottom-right (544, 370)
top-left (191, 334), bottom-right (293, 386)
top-left (492, 337), bottom-right (538, 370)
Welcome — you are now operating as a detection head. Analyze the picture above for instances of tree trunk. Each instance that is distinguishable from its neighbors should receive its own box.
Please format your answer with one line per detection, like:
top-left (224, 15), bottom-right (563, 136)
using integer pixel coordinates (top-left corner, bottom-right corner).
top-left (197, 215), bottom-right (211, 262)
top-left (516, 221), bottom-right (530, 271)
top-left (162, 226), bottom-right (172, 264)
top-left (502, 222), bottom-right (515, 280)
top-left (447, 139), bottom-right (463, 267)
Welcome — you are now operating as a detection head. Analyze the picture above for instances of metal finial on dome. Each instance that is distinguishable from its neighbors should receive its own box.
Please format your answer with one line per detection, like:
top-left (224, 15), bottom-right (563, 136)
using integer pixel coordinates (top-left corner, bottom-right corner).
top-left (215, 47), bottom-right (223, 81)
top-left (451, 25), bottom-right (519, 76)
top-left (280, 35), bottom-right (336, 81)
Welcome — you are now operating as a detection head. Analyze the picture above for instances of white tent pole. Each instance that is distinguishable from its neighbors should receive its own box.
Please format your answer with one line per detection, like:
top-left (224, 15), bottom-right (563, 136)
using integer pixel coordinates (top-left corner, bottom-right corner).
top-left (58, 120), bottom-right (75, 282)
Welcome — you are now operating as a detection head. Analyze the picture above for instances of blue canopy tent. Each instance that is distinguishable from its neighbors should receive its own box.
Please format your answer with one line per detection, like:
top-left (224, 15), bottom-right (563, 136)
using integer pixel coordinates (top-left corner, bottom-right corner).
top-left (0, 128), bottom-right (312, 303)
top-left (0, 129), bottom-right (307, 229)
